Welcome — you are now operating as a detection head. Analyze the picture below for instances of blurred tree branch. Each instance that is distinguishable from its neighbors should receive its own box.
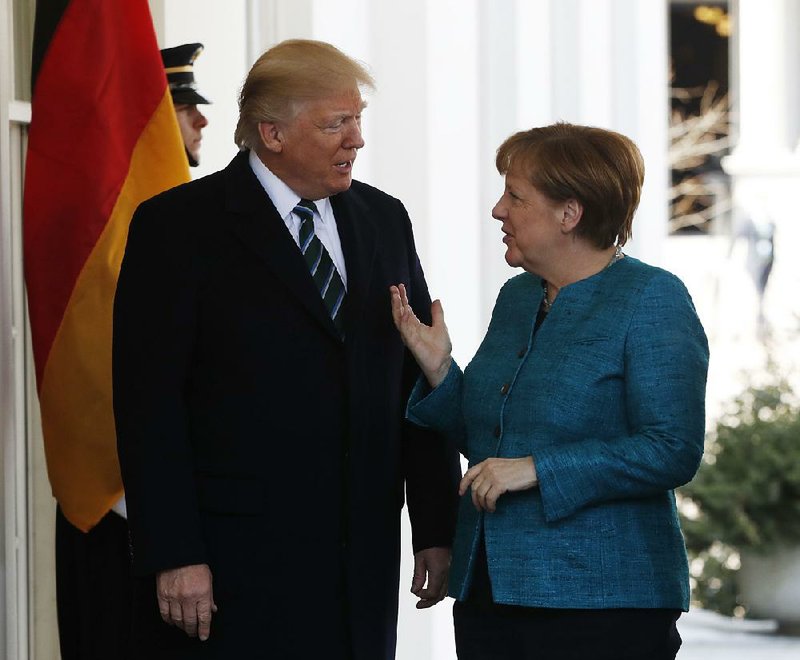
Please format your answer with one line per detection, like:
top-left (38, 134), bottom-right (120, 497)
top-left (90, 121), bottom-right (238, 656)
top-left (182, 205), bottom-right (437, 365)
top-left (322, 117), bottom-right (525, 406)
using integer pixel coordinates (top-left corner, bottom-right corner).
top-left (669, 81), bottom-right (731, 233)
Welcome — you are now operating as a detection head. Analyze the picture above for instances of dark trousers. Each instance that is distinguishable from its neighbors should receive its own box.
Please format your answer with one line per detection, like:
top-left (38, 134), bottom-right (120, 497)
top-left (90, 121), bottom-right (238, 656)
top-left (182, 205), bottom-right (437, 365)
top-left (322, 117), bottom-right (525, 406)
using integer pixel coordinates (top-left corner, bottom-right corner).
top-left (56, 506), bottom-right (133, 660)
top-left (454, 541), bottom-right (682, 660)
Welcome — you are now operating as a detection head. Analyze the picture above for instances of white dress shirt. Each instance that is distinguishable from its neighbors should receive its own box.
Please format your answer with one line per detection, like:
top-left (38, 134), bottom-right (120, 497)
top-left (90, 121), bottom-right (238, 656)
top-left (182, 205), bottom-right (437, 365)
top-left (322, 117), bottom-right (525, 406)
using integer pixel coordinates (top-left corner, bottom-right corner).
top-left (248, 150), bottom-right (348, 288)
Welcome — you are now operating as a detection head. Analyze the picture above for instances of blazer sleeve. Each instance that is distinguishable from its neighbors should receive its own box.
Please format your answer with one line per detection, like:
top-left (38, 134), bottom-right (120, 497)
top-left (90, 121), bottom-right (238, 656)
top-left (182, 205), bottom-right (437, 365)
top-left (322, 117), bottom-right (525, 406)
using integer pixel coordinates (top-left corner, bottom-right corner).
top-left (406, 362), bottom-right (469, 458)
top-left (397, 201), bottom-right (461, 553)
top-left (535, 272), bottom-right (709, 522)
top-left (113, 198), bottom-right (208, 576)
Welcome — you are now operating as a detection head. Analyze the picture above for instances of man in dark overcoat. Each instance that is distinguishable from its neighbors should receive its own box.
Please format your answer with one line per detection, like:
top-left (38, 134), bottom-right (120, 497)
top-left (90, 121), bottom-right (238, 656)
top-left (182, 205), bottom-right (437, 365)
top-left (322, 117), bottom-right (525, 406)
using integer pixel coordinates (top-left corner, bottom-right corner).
top-left (113, 38), bottom-right (460, 659)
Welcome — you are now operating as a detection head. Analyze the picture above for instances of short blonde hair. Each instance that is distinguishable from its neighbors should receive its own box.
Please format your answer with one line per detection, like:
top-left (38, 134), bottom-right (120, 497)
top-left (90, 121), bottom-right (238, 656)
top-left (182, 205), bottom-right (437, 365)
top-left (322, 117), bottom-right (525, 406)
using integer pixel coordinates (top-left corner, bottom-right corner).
top-left (234, 39), bottom-right (375, 150)
top-left (496, 122), bottom-right (644, 248)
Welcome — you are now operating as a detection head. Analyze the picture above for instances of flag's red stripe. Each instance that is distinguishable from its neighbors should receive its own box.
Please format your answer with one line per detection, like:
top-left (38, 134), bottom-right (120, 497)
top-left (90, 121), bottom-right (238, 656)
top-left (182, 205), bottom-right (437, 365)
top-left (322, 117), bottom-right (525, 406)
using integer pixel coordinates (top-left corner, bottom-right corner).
top-left (23, 0), bottom-right (165, 385)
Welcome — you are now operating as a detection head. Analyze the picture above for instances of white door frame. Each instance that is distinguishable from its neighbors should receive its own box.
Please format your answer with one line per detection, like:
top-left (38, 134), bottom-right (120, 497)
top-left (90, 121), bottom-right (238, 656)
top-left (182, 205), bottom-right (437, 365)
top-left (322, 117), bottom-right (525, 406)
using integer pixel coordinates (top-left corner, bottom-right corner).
top-left (1, 0), bottom-right (33, 652)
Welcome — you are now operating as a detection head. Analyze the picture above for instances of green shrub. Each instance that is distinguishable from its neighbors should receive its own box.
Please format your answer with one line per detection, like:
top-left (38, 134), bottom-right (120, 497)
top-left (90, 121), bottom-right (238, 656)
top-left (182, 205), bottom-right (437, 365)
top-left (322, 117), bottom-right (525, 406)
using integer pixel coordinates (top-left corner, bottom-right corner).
top-left (679, 378), bottom-right (800, 616)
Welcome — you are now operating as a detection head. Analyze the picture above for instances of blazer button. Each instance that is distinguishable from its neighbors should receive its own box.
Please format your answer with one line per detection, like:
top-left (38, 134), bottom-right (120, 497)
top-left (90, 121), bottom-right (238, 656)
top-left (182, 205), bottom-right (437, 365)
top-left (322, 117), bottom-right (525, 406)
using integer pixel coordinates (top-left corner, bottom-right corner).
top-left (493, 426), bottom-right (501, 438)
top-left (518, 348), bottom-right (526, 358)
top-left (500, 383), bottom-right (510, 395)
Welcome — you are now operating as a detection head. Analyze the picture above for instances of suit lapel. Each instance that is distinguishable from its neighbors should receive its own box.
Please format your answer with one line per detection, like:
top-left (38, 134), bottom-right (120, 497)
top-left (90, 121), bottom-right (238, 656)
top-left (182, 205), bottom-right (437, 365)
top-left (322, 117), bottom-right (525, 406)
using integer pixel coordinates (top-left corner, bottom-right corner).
top-left (331, 188), bottom-right (376, 336)
top-left (224, 151), bottom-right (340, 339)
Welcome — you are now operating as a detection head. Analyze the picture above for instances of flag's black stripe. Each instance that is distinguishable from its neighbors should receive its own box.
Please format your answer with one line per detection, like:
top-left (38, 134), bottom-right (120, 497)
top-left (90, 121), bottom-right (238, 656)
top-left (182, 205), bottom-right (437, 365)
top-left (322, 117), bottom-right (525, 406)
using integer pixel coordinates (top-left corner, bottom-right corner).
top-left (31, 0), bottom-right (72, 94)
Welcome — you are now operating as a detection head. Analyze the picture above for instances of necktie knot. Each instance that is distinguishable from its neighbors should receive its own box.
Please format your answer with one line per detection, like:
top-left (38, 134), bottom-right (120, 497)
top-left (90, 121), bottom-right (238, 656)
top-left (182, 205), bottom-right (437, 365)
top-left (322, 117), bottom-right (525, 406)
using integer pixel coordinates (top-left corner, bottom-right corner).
top-left (295, 199), bottom-right (316, 220)
top-left (295, 200), bottom-right (316, 250)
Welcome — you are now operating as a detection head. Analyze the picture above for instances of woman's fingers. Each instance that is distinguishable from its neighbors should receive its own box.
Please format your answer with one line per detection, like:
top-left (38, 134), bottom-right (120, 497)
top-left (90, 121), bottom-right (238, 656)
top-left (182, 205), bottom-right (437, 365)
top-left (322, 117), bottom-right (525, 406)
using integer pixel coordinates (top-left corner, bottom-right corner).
top-left (398, 282), bottom-right (409, 307)
top-left (431, 298), bottom-right (445, 328)
top-left (461, 458), bottom-right (538, 512)
top-left (458, 465), bottom-right (478, 496)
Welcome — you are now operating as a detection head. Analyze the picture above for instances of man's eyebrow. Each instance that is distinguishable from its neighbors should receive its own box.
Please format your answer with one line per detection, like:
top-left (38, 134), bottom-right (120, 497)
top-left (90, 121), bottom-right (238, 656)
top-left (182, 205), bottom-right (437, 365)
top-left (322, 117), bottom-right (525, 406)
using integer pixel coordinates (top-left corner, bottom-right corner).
top-left (325, 105), bottom-right (367, 121)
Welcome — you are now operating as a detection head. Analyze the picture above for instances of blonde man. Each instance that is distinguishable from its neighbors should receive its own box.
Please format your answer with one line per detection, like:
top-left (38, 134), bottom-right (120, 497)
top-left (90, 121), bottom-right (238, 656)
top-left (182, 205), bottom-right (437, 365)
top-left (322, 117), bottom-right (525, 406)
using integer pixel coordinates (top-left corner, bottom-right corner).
top-left (114, 39), bottom-right (460, 659)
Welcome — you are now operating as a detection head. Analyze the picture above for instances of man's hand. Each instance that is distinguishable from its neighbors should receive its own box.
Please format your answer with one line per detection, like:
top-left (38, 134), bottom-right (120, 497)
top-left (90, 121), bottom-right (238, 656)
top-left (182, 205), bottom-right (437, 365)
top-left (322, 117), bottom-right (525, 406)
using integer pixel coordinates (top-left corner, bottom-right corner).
top-left (459, 457), bottom-right (538, 512)
top-left (411, 547), bottom-right (451, 609)
top-left (156, 563), bottom-right (217, 641)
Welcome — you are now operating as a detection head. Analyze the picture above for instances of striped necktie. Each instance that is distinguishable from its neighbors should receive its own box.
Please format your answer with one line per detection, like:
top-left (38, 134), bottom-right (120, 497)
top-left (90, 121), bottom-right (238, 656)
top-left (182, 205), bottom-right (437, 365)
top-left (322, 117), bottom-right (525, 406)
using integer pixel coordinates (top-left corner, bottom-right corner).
top-left (294, 199), bottom-right (346, 335)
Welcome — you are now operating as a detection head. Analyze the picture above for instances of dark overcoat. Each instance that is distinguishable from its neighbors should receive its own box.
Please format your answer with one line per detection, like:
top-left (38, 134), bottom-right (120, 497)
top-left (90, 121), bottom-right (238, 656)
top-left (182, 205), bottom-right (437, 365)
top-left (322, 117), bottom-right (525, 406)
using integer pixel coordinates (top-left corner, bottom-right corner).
top-left (113, 150), bottom-right (460, 659)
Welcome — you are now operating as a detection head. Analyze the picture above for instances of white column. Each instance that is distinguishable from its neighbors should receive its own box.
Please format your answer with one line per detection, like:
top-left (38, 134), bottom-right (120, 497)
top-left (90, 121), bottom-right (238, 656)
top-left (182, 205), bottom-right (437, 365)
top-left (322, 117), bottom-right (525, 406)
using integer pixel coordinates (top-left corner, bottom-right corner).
top-left (423, 0), bottom-right (482, 366)
top-left (613, 0), bottom-right (669, 266)
top-left (515, 0), bottom-right (552, 128)
top-left (360, 0), bottom-right (428, 254)
top-left (724, 0), bottom-right (800, 174)
top-left (731, 0), bottom-right (791, 158)
top-left (550, 0), bottom-right (580, 119)
top-left (255, 0), bottom-right (314, 47)
top-left (578, 0), bottom-right (614, 128)
top-left (311, 0), bottom-right (373, 178)
top-left (478, 0), bottom-right (518, 332)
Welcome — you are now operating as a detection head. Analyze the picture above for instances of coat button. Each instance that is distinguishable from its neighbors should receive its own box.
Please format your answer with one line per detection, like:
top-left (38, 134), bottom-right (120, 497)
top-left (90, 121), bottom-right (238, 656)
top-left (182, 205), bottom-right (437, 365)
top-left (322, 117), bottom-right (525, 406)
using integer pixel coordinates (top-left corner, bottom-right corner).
top-left (518, 348), bottom-right (526, 358)
top-left (493, 426), bottom-right (501, 438)
top-left (500, 383), bottom-right (509, 395)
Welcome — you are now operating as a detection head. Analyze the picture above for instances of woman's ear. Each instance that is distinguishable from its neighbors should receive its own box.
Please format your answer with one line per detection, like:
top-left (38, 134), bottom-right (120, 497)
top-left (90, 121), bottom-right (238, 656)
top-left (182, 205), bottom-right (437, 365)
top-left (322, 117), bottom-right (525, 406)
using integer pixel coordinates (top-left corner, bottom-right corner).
top-left (257, 122), bottom-right (283, 153)
top-left (561, 198), bottom-right (584, 233)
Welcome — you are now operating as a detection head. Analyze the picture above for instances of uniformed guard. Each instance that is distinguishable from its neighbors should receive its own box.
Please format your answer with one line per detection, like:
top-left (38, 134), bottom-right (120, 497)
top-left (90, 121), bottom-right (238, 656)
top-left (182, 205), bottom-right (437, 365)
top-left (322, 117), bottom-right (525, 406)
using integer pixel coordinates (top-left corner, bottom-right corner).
top-left (160, 42), bottom-right (211, 166)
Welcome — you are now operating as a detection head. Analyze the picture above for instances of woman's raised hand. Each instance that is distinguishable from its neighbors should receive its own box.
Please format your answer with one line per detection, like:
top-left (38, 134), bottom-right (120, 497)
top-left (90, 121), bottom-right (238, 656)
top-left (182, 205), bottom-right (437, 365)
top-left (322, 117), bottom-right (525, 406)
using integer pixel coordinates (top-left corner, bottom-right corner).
top-left (389, 284), bottom-right (452, 388)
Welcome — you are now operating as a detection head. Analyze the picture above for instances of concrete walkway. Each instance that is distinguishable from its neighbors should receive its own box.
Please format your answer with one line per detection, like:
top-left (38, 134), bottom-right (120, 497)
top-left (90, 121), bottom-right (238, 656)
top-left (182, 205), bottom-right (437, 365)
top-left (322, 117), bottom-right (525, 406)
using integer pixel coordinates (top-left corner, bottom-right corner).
top-left (679, 609), bottom-right (800, 659)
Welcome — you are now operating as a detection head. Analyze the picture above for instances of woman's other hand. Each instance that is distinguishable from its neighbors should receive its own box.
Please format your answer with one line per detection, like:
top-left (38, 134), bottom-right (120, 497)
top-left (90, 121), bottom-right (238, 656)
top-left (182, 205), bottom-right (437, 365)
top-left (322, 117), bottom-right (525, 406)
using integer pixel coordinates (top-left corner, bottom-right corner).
top-left (389, 283), bottom-right (452, 388)
top-left (459, 457), bottom-right (538, 512)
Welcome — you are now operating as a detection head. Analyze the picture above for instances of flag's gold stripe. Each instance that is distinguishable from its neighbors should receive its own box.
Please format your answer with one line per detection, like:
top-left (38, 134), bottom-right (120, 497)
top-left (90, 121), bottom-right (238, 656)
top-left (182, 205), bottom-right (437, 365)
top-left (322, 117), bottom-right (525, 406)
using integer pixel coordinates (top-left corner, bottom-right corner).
top-left (39, 90), bottom-right (189, 532)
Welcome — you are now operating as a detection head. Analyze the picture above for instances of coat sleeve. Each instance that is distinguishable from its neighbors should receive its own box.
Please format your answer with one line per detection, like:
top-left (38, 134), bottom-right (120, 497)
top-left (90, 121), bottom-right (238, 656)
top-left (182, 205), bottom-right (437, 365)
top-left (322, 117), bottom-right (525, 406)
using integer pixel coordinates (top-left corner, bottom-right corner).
top-left (113, 197), bottom-right (208, 576)
top-left (534, 272), bottom-right (709, 522)
top-left (396, 200), bottom-right (461, 553)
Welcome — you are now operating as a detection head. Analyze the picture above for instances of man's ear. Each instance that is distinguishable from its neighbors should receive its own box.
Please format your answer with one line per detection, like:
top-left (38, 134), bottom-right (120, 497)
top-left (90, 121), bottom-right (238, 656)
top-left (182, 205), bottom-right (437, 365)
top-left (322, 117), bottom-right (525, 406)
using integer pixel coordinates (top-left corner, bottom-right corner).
top-left (561, 198), bottom-right (584, 233)
top-left (258, 122), bottom-right (283, 153)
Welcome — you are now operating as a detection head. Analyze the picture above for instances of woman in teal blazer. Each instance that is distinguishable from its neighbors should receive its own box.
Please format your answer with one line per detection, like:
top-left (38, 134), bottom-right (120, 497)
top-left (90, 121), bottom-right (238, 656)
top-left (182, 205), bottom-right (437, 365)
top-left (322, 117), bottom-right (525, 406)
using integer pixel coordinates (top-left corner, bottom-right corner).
top-left (391, 123), bottom-right (709, 659)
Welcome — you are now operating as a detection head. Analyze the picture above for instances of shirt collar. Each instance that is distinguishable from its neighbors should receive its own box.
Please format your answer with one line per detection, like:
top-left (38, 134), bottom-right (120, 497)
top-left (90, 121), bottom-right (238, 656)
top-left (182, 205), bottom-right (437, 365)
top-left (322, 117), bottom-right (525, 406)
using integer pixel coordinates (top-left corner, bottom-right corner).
top-left (248, 149), bottom-right (331, 221)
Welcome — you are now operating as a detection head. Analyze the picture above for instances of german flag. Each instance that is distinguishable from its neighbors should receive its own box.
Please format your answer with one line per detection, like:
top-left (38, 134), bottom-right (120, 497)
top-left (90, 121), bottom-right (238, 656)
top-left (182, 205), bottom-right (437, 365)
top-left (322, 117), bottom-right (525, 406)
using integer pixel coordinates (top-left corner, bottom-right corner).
top-left (23, 0), bottom-right (190, 531)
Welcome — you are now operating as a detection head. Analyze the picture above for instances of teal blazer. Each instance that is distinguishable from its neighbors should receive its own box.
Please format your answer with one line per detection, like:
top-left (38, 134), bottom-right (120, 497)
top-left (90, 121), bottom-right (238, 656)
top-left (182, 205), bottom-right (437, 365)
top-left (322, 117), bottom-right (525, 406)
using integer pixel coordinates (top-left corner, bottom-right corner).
top-left (408, 256), bottom-right (709, 610)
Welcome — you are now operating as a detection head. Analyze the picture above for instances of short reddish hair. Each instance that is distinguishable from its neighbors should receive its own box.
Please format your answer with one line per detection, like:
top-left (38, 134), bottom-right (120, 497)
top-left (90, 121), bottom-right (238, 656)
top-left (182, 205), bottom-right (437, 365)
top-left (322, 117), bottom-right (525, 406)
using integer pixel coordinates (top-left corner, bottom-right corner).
top-left (496, 122), bottom-right (644, 248)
